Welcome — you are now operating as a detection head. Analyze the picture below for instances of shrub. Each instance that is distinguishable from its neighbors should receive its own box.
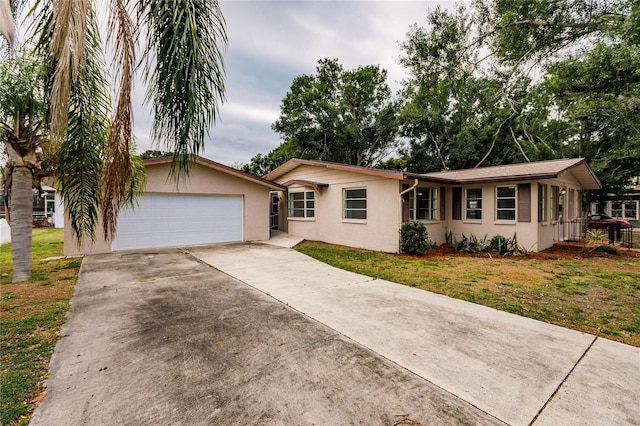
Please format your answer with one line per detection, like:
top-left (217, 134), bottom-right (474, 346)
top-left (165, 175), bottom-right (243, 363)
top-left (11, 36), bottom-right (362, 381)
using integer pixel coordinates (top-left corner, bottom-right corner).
top-left (450, 232), bottom-right (526, 256)
top-left (400, 220), bottom-right (432, 255)
top-left (451, 233), bottom-right (488, 253)
top-left (594, 245), bottom-right (618, 254)
top-left (489, 235), bottom-right (508, 254)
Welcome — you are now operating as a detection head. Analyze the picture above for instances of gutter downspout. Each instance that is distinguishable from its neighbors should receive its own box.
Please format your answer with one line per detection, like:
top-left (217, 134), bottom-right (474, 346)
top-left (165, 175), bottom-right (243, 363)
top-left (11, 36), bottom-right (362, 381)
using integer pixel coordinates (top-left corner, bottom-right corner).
top-left (399, 178), bottom-right (419, 222)
top-left (400, 179), bottom-right (419, 197)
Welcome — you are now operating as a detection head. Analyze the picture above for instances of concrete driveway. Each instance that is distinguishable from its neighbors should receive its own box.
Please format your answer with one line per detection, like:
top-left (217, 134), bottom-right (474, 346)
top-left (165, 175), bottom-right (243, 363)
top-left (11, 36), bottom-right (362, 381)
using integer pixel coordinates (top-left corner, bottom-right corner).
top-left (189, 242), bottom-right (640, 426)
top-left (32, 241), bottom-right (640, 425)
top-left (31, 248), bottom-right (500, 426)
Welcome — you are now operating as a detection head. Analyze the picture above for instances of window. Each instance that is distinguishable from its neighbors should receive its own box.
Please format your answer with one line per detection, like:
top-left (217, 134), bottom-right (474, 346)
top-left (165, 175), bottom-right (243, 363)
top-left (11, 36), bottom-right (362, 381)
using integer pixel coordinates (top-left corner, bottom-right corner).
top-left (612, 201), bottom-right (639, 220)
top-left (344, 188), bottom-right (367, 220)
top-left (624, 201), bottom-right (638, 219)
top-left (288, 191), bottom-right (314, 218)
top-left (409, 188), bottom-right (437, 220)
top-left (496, 186), bottom-right (516, 220)
top-left (465, 188), bottom-right (482, 220)
top-left (538, 184), bottom-right (547, 222)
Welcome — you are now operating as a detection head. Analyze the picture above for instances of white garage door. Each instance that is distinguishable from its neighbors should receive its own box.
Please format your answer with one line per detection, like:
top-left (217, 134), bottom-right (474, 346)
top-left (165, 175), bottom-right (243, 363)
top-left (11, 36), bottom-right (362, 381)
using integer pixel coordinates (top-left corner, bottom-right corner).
top-left (112, 194), bottom-right (243, 251)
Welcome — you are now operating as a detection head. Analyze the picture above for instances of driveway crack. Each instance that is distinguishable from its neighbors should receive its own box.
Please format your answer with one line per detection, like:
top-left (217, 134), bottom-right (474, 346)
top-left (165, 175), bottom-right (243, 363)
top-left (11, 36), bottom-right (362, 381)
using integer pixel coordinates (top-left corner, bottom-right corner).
top-left (528, 335), bottom-right (598, 425)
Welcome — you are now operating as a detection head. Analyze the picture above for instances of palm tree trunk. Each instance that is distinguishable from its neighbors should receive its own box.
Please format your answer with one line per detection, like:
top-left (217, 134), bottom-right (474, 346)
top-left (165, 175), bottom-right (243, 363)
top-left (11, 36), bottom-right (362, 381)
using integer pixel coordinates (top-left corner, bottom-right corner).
top-left (11, 166), bottom-right (33, 282)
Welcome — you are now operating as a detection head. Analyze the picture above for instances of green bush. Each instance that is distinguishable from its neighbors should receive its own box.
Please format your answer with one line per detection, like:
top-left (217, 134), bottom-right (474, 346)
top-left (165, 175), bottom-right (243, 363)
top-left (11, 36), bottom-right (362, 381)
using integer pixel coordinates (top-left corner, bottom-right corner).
top-left (449, 232), bottom-right (526, 256)
top-left (400, 220), bottom-right (431, 255)
top-left (594, 245), bottom-right (618, 254)
top-left (452, 233), bottom-right (488, 252)
top-left (489, 235), bottom-right (509, 255)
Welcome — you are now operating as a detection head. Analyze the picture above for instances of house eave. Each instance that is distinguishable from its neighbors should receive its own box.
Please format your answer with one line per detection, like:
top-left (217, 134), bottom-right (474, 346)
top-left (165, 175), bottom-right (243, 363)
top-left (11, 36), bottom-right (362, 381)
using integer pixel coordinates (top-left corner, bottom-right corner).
top-left (281, 179), bottom-right (329, 189)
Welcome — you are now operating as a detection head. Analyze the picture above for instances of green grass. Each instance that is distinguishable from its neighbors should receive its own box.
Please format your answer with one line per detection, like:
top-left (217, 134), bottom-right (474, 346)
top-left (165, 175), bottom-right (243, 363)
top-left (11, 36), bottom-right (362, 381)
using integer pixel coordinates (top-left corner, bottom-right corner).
top-left (0, 229), bottom-right (80, 426)
top-left (296, 241), bottom-right (640, 347)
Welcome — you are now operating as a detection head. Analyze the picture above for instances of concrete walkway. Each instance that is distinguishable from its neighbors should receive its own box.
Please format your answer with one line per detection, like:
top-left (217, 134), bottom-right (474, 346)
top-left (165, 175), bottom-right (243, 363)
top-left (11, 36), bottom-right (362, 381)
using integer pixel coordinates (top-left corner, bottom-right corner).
top-left (190, 242), bottom-right (640, 426)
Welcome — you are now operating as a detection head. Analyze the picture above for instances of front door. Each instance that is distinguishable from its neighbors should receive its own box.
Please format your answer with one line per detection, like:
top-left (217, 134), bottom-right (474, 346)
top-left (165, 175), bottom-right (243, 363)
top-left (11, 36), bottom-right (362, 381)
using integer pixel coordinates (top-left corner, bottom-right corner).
top-left (270, 194), bottom-right (279, 229)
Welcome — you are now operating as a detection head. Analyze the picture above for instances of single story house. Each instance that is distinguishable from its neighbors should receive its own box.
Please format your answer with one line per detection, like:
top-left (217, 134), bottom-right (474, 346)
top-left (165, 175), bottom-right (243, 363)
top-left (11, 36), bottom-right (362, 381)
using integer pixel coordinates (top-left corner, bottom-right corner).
top-left (265, 158), bottom-right (602, 253)
top-left (65, 156), bottom-right (284, 255)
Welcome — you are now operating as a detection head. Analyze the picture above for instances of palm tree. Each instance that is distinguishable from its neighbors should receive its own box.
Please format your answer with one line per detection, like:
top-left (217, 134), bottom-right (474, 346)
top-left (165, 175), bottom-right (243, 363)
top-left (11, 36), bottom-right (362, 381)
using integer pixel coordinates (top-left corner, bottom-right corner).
top-left (0, 56), bottom-right (49, 282)
top-left (1, 0), bottom-right (227, 281)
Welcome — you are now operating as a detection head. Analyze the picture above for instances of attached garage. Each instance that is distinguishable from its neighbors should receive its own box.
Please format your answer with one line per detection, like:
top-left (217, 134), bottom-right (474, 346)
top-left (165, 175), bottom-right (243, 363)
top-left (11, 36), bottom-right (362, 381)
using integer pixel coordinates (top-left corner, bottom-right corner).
top-left (112, 194), bottom-right (244, 251)
top-left (64, 156), bottom-right (284, 255)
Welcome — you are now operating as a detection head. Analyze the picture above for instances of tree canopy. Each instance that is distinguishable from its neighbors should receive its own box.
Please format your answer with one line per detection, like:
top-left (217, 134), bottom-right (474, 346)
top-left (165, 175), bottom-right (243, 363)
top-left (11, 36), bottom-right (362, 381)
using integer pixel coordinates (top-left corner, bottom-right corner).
top-left (243, 58), bottom-right (398, 175)
top-left (394, 0), bottom-right (639, 191)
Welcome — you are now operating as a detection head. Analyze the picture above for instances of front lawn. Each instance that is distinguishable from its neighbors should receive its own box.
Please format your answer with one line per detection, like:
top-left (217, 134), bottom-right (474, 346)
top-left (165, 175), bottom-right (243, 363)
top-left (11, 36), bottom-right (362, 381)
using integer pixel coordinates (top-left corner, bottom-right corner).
top-left (0, 229), bottom-right (81, 426)
top-left (296, 241), bottom-right (640, 347)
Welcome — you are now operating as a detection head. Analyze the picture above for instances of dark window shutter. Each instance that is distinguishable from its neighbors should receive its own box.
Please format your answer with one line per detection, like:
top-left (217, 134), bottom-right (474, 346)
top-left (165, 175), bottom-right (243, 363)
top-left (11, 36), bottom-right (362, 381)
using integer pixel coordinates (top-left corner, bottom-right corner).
top-left (518, 184), bottom-right (531, 222)
top-left (538, 184), bottom-right (543, 222)
top-left (439, 187), bottom-right (446, 220)
top-left (452, 187), bottom-right (462, 220)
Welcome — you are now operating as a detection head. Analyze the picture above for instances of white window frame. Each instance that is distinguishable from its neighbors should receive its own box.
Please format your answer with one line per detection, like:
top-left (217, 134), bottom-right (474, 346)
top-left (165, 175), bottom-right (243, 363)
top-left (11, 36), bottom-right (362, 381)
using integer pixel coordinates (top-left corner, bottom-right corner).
top-left (288, 190), bottom-right (315, 219)
top-left (610, 200), bottom-right (639, 220)
top-left (465, 188), bottom-right (482, 220)
top-left (409, 187), bottom-right (438, 221)
top-left (343, 188), bottom-right (367, 221)
top-left (496, 185), bottom-right (517, 221)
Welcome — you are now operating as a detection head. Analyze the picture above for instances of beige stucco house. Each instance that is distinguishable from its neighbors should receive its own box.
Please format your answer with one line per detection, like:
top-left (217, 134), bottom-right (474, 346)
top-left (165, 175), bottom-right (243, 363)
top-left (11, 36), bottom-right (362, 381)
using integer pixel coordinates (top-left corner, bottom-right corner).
top-left (65, 156), bottom-right (284, 255)
top-left (265, 158), bottom-right (602, 253)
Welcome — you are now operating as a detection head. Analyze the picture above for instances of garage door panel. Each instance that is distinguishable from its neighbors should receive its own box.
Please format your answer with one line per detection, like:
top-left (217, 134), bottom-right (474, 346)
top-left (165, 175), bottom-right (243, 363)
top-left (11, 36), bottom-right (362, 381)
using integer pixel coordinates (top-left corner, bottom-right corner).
top-left (112, 194), bottom-right (243, 250)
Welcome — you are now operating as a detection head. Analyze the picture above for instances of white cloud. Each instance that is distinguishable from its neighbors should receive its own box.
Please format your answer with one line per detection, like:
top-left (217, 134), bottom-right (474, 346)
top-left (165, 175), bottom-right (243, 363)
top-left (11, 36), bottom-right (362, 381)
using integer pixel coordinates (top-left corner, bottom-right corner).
top-left (221, 102), bottom-right (280, 125)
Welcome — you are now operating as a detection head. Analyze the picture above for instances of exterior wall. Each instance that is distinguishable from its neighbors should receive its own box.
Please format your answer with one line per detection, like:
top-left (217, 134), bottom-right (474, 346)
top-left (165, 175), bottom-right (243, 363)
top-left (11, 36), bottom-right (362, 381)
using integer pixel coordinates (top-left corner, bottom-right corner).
top-left (275, 165), bottom-right (402, 252)
top-left (64, 221), bottom-right (112, 256)
top-left (447, 181), bottom-right (540, 251)
top-left (444, 173), bottom-right (585, 253)
top-left (272, 162), bottom-right (593, 254)
top-left (64, 162), bottom-right (271, 255)
top-left (402, 183), bottom-right (448, 246)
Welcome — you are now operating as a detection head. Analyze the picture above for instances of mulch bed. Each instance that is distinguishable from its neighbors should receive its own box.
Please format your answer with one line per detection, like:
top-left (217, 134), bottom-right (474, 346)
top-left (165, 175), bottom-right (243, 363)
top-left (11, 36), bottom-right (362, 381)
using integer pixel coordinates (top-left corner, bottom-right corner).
top-left (418, 242), bottom-right (640, 261)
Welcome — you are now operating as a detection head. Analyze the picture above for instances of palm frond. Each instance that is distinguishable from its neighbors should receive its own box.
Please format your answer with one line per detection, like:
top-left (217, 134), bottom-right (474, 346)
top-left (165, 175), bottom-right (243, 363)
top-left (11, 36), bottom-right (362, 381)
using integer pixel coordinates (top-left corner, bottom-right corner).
top-left (55, 6), bottom-right (110, 245)
top-left (46, 0), bottom-right (90, 140)
top-left (101, 0), bottom-right (136, 240)
top-left (138, 0), bottom-right (227, 179)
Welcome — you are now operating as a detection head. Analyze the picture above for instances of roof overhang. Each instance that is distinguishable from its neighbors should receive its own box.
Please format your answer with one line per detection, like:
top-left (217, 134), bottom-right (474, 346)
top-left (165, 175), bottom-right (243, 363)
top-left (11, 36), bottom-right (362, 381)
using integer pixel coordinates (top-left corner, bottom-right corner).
top-left (264, 157), bottom-right (602, 190)
top-left (281, 179), bottom-right (329, 189)
top-left (421, 158), bottom-right (602, 189)
top-left (266, 159), bottom-right (407, 181)
top-left (143, 156), bottom-right (286, 191)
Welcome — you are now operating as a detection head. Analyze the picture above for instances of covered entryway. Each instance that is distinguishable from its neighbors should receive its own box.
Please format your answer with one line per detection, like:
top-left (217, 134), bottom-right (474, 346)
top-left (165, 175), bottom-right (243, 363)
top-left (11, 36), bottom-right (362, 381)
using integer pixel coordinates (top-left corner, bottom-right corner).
top-left (112, 193), bottom-right (243, 250)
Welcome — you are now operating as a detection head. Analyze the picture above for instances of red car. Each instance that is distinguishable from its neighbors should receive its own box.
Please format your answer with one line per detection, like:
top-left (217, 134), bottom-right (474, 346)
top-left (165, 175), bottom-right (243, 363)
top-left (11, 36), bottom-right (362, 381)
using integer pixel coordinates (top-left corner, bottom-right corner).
top-left (588, 214), bottom-right (631, 229)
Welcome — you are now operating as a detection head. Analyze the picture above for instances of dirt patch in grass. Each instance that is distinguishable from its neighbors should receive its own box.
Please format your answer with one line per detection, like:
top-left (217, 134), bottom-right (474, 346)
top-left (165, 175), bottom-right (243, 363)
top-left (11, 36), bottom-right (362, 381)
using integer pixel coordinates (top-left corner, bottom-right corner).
top-left (297, 241), bottom-right (640, 347)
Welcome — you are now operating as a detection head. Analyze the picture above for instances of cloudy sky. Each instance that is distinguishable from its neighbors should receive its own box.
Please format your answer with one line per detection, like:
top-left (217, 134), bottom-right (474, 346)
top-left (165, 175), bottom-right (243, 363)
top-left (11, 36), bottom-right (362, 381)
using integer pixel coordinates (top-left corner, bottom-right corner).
top-left (131, 1), bottom-right (458, 166)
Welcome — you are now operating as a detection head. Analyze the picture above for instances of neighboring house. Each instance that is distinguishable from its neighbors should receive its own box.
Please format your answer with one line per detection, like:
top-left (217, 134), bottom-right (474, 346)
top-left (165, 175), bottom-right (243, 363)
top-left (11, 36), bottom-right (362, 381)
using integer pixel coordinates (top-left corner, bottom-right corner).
top-left (41, 185), bottom-right (65, 228)
top-left (0, 184), bottom-right (64, 228)
top-left (265, 158), bottom-right (602, 253)
top-left (590, 177), bottom-right (640, 228)
top-left (65, 156), bottom-right (284, 255)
